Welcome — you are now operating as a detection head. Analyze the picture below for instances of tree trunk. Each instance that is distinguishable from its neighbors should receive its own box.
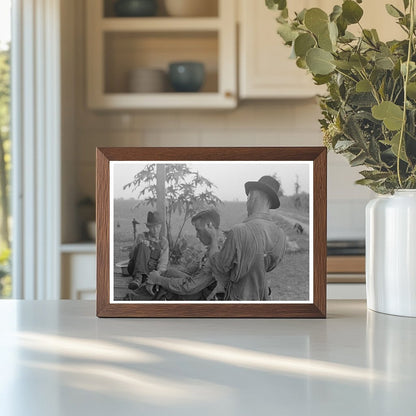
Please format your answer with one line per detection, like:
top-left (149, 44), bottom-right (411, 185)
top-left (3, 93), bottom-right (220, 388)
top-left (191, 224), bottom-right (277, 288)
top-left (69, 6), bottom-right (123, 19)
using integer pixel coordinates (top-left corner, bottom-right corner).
top-left (156, 164), bottom-right (166, 238)
top-left (0, 131), bottom-right (9, 247)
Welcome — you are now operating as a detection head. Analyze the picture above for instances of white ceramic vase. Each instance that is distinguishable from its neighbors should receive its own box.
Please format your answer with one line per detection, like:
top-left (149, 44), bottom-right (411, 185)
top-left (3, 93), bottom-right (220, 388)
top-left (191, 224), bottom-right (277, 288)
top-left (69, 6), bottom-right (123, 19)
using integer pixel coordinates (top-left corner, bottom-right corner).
top-left (366, 190), bottom-right (416, 317)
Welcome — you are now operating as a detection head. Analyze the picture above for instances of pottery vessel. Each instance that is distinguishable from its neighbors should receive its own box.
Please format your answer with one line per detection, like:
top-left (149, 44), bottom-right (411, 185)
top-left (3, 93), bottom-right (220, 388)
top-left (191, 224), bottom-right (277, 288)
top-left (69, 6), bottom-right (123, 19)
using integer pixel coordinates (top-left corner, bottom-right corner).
top-left (168, 62), bottom-right (205, 92)
top-left (114, 0), bottom-right (158, 17)
top-left (366, 190), bottom-right (416, 317)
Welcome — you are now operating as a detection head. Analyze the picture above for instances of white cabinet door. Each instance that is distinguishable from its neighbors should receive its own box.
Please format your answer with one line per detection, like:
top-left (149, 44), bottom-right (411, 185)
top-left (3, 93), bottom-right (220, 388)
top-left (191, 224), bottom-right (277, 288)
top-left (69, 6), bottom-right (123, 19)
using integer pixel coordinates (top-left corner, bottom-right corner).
top-left (239, 0), bottom-right (326, 99)
top-left (238, 0), bottom-right (404, 99)
top-left (62, 253), bottom-right (96, 300)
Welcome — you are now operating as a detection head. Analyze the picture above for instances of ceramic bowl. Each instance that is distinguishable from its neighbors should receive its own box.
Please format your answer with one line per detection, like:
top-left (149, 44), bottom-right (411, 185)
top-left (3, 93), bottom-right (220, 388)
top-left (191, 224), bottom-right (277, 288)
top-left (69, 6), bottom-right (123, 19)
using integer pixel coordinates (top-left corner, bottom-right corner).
top-left (86, 221), bottom-right (96, 241)
top-left (114, 0), bottom-right (158, 17)
top-left (116, 260), bottom-right (131, 277)
top-left (168, 62), bottom-right (205, 92)
top-left (128, 68), bottom-right (167, 93)
top-left (164, 0), bottom-right (217, 17)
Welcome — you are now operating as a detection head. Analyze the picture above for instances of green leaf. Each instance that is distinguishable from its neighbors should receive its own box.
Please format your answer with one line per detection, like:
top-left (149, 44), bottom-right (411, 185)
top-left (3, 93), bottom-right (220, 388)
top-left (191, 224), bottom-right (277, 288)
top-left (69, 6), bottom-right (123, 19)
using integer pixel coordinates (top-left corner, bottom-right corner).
top-left (294, 33), bottom-right (316, 58)
top-left (407, 82), bottom-right (416, 99)
top-left (350, 152), bottom-right (367, 167)
top-left (318, 27), bottom-right (334, 52)
top-left (350, 54), bottom-right (368, 70)
top-left (276, 14), bottom-right (287, 24)
top-left (344, 115), bottom-right (367, 147)
top-left (378, 77), bottom-right (386, 100)
top-left (336, 15), bottom-right (348, 36)
top-left (401, 61), bottom-right (416, 76)
top-left (296, 8), bottom-right (307, 23)
top-left (355, 178), bottom-right (377, 186)
top-left (348, 92), bottom-right (377, 107)
top-left (382, 132), bottom-right (409, 162)
top-left (385, 4), bottom-right (404, 18)
top-left (371, 29), bottom-right (380, 42)
top-left (375, 55), bottom-right (395, 70)
top-left (369, 136), bottom-right (382, 163)
top-left (306, 48), bottom-right (335, 75)
top-left (289, 44), bottom-right (297, 59)
top-left (403, 0), bottom-right (410, 10)
top-left (372, 101), bottom-right (404, 131)
top-left (266, 0), bottom-right (287, 11)
top-left (304, 8), bottom-right (329, 35)
top-left (333, 60), bottom-right (353, 70)
top-left (362, 29), bottom-right (375, 45)
top-left (339, 31), bottom-right (356, 43)
top-left (399, 14), bottom-right (411, 29)
top-left (296, 57), bottom-right (308, 69)
top-left (342, 0), bottom-right (364, 24)
top-left (334, 139), bottom-right (355, 152)
top-left (313, 74), bottom-right (332, 85)
top-left (360, 170), bottom-right (391, 181)
top-left (277, 23), bottom-right (298, 43)
top-left (330, 5), bottom-right (342, 22)
top-left (328, 21), bottom-right (338, 45)
top-left (356, 79), bottom-right (372, 92)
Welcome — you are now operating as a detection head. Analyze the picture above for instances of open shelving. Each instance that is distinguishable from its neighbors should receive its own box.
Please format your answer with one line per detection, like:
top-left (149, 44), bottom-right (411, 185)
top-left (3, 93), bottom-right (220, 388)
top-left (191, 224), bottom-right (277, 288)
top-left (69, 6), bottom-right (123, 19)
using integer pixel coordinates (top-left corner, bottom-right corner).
top-left (86, 0), bottom-right (237, 109)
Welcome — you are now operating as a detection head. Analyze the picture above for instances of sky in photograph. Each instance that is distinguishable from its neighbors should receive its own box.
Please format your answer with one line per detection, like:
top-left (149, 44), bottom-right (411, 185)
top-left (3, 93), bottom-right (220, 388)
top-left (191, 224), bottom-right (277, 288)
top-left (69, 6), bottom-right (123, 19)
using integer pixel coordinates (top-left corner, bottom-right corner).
top-left (0, 0), bottom-right (11, 49)
top-left (112, 161), bottom-right (311, 201)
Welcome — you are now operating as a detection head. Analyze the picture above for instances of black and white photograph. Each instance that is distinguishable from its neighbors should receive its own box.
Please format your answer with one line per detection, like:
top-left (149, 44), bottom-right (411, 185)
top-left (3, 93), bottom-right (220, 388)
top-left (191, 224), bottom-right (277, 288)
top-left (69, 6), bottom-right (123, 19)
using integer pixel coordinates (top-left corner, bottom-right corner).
top-left (109, 161), bottom-right (313, 303)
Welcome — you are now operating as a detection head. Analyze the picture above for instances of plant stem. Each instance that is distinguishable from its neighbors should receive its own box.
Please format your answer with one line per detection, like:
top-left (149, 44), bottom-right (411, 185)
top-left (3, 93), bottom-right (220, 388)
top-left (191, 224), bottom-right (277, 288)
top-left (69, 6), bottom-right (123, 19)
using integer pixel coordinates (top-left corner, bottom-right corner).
top-left (359, 69), bottom-right (381, 104)
top-left (397, 0), bottom-right (415, 188)
top-left (334, 68), bottom-right (358, 84)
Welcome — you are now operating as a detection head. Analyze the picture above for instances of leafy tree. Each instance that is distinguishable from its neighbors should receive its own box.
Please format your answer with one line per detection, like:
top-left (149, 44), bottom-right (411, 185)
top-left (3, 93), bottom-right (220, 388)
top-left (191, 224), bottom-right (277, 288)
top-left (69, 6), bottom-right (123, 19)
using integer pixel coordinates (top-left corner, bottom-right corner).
top-left (0, 45), bottom-right (10, 246)
top-left (0, 43), bottom-right (11, 298)
top-left (124, 164), bottom-right (222, 260)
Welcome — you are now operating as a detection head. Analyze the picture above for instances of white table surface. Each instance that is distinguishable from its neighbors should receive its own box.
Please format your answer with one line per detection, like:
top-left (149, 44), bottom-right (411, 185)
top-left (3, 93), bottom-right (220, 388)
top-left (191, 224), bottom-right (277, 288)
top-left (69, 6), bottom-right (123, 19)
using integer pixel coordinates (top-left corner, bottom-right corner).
top-left (0, 300), bottom-right (415, 416)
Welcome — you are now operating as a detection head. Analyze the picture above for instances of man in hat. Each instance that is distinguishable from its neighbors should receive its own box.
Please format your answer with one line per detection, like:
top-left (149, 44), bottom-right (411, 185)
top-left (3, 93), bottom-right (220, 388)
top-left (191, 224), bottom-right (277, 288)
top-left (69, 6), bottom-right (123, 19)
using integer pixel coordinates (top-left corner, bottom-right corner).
top-left (146, 209), bottom-right (224, 300)
top-left (206, 175), bottom-right (286, 301)
top-left (127, 211), bottom-right (169, 291)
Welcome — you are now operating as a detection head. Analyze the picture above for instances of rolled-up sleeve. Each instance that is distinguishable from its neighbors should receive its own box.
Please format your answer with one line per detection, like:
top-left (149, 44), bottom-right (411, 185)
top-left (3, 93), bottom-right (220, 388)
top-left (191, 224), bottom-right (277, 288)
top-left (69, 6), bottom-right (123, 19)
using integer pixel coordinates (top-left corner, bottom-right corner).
top-left (265, 228), bottom-right (287, 272)
top-left (210, 230), bottom-right (237, 279)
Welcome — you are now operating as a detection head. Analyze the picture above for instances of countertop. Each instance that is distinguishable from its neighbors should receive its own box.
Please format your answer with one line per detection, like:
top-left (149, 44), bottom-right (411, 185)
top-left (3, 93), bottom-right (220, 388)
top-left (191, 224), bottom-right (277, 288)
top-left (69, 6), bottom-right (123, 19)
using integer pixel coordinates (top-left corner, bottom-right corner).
top-left (0, 300), bottom-right (415, 415)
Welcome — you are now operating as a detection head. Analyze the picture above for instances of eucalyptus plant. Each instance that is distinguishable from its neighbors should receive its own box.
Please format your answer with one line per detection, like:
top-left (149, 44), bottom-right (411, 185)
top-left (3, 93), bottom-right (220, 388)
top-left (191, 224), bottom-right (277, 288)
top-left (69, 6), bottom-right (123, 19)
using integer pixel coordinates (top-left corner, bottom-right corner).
top-left (266, 0), bottom-right (416, 193)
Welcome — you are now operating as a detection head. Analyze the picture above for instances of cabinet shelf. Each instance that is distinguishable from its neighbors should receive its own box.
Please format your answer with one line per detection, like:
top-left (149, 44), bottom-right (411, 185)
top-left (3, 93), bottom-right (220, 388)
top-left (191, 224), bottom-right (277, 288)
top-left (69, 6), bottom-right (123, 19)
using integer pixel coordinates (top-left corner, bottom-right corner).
top-left (89, 92), bottom-right (235, 110)
top-left (87, 0), bottom-right (236, 109)
top-left (101, 17), bottom-right (221, 32)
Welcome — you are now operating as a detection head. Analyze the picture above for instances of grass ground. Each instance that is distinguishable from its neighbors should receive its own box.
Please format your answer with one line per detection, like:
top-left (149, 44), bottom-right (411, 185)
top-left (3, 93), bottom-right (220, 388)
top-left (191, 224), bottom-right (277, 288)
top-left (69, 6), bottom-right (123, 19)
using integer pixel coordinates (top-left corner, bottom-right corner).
top-left (113, 199), bottom-right (310, 301)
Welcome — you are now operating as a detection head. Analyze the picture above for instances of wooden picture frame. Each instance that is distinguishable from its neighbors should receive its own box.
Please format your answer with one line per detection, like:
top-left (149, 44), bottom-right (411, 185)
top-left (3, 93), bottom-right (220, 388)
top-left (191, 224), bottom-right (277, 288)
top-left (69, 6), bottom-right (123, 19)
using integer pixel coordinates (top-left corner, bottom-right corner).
top-left (96, 147), bottom-right (327, 318)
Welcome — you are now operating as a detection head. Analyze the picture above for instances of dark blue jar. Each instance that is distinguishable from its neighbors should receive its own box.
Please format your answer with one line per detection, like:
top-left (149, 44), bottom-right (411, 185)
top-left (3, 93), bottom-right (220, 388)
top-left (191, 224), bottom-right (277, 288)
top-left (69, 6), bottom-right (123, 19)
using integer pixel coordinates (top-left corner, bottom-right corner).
top-left (168, 62), bottom-right (205, 93)
top-left (114, 0), bottom-right (158, 17)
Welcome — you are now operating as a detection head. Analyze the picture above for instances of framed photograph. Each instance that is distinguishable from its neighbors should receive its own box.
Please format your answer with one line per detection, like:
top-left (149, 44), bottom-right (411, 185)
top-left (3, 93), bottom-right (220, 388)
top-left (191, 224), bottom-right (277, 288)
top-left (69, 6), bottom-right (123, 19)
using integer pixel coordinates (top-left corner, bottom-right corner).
top-left (96, 147), bottom-right (327, 318)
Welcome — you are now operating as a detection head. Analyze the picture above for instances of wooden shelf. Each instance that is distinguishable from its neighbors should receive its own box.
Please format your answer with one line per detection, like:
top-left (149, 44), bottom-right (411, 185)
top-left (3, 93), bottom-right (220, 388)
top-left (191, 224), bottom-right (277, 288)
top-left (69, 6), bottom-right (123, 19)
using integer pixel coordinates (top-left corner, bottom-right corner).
top-left (101, 17), bottom-right (221, 32)
top-left (88, 92), bottom-right (235, 110)
top-left (327, 256), bottom-right (365, 284)
top-left (61, 243), bottom-right (96, 253)
top-left (327, 256), bottom-right (365, 274)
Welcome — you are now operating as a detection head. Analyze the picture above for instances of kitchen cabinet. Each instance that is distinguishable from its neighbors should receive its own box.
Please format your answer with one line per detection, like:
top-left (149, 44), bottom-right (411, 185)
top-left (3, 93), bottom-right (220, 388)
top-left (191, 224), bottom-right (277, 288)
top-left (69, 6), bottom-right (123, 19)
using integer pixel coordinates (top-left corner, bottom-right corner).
top-left (61, 245), bottom-right (96, 300)
top-left (238, 0), bottom-right (325, 99)
top-left (238, 0), bottom-right (405, 99)
top-left (86, 0), bottom-right (237, 109)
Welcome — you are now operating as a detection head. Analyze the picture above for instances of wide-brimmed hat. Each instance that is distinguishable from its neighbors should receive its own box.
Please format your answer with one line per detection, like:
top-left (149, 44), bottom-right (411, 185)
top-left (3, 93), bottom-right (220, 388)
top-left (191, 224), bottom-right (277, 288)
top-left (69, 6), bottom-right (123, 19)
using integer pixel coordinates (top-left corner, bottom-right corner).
top-left (146, 211), bottom-right (163, 226)
top-left (244, 176), bottom-right (281, 209)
